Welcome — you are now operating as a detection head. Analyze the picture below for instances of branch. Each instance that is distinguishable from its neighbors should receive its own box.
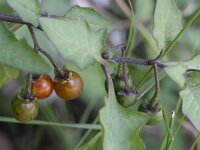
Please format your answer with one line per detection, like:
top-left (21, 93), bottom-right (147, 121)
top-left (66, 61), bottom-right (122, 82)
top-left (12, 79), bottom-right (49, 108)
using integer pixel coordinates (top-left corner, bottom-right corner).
top-left (0, 13), bottom-right (41, 29)
top-left (27, 26), bottom-right (62, 75)
top-left (110, 57), bottom-right (167, 68)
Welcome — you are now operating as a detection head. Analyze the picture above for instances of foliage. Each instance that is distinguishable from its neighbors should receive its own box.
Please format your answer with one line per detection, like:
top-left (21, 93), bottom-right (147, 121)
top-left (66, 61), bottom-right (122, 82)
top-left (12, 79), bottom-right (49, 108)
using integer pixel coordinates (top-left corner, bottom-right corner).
top-left (0, 0), bottom-right (200, 150)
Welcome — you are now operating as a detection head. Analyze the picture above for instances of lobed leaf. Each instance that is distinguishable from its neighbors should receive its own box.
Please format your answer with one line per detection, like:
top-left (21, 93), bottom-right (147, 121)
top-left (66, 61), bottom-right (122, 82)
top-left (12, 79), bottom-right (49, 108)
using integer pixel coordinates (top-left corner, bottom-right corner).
top-left (65, 5), bottom-right (115, 33)
top-left (153, 0), bottom-right (182, 49)
top-left (99, 65), bottom-right (148, 150)
top-left (39, 17), bottom-right (107, 69)
top-left (0, 24), bottom-right (51, 73)
top-left (6, 0), bottom-right (39, 26)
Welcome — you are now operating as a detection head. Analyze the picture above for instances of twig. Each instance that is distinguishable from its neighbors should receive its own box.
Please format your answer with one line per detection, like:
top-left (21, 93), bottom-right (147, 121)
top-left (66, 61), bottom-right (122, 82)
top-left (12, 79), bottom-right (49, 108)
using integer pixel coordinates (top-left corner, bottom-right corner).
top-left (0, 13), bottom-right (41, 29)
top-left (27, 26), bottom-right (62, 75)
top-left (148, 63), bottom-right (160, 109)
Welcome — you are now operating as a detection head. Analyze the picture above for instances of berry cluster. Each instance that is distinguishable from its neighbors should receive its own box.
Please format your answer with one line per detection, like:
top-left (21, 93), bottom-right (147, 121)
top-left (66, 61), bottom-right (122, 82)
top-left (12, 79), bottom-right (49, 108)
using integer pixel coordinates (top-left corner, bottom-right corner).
top-left (11, 68), bottom-right (83, 123)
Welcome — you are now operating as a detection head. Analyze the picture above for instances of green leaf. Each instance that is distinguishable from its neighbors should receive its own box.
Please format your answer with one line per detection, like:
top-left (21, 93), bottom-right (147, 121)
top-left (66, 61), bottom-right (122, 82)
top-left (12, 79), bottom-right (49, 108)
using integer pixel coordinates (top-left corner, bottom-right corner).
top-left (165, 64), bottom-right (186, 88)
top-left (180, 84), bottom-right (200, 131)
top-left (99, 65), bottom-right (148, 150)
top-left (153, 0), bottom-right (182, 49)
top-left (39, 17), bottom-right (107, 69)
top-left (76, 132), bottom-right (102, 150)
top-left (0, 24), bottom-right (51, 73)
top-left (187, 72), bottom-right (200, 86)
top-left (0, 0), bottom-right (13, 13)
top-left (6, 0), bottom-right (39, 26)
top-left (165, 54), bottom-right (200, 88)
top-left (183, 54), bottom-right (200, 70)
top-left (65, 5), bottom-right (115, 33)
top-left (0, 63), bottom-right (19, 87)
top-left (41, 0), bottom-right (70, 16)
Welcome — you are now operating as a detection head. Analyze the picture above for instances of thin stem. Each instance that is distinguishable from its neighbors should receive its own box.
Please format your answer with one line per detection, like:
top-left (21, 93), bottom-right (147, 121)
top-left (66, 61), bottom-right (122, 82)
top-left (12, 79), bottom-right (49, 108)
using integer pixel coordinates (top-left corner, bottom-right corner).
top-left (160, 97), bottom-right (183, 150)
top-left (74, 116), bottom-right (99, 149)
top-left (162, 107), bottom-right (174, 139)
top-left (136, 8), bottom-right (200, 94)
top-left (121, 47), bottom-right (130, 89)
top-left (114, 0), bottom-right (131, 18)
top-left (168, 115), bottom-right (185, 149)
top-left (148, 64), bottom-right (159, 109)
top-left (117, 45), bottom-right (126, 77)
top-left (0, 116), bottom-right (101, 130)
top-left (166, 111), bottom-right (175, 150)
top-left (190, 132), bottom-right (200, 150)
top-left (0, 13), bottom-right (41, 29)
top-left (111, 57), bottom-right (167, 68)
top-left (21, 73), bottom-right (34, 100)
top-left (164, 8), bottom-right (200, 56)
top-left (28, 26), bottom-right (62, 75)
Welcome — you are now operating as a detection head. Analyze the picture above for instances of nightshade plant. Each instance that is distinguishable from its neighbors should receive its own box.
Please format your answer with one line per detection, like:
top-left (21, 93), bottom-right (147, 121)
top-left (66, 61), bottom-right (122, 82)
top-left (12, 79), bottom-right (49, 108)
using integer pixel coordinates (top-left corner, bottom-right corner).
top-left (0, 0), bottom-right (200, 149)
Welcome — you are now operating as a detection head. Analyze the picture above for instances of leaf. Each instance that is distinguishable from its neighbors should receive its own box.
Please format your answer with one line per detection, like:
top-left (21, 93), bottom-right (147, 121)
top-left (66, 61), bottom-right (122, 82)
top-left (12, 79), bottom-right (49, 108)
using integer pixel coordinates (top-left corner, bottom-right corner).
top-left (165, 64), bottom-right (186, 88)
top-left (39, 17), bottom-right (107, 69)
top-left (0, 63), bottom-right (19, 87)
top-left (76, 132), bottom-right (102, 150)
top-left (180, 84), bottom-right (200, 131)
top-left (184, 54), bottom-right (200, 70)
top-left (65, 5), bottom-right (115, 33)
top-left (0, 24), bottom-right (51, 73)
top-left (99, 65), bottom-right (148, 150)
top-left (6, 0), bottom-right (39, 26)
top-left (186, 72), bottom-right (200, 86)
top-left (41, 0), bottom-right (70, 16)
top-left (153, 0), bottom-right (182, 49)
top-left (165, 54), bottom-right (200, 88)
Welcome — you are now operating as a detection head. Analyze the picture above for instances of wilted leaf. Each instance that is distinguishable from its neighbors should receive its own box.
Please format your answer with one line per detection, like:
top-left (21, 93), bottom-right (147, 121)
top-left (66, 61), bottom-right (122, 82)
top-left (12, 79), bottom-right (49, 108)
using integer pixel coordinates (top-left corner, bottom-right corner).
top-left (153, 0), bottom-right (182, 49)
top-left (39, 17), bottom-right (107, 69)
top-left (0, 24), bottom-right (51, 73)
top-left (0, 63), bottom-right (19, 87)
top-left (65, 5), bottom-right (115, 32)
top-left (7, 0), bottom-right (39, 26)
top-left (99, 65), bottom-right (148, 150)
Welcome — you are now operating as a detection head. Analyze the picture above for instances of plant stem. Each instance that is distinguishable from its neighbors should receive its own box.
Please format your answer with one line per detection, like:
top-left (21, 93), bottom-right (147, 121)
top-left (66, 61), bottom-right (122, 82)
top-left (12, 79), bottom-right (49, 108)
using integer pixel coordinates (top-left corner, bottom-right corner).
top-left (162, 107), bottom-right (174, 139)
top-left (0, 13), bottom-right (41, 29)
top-left (110, 56), bottom-right (167, 68)
top-left (164, 8), bottom-right (200, 56)
top-left (136, 8), bottom-right (200, 93)
top-left (20, 73), bottom-right (34, 100)
top-left (166, 111), bottom-right (175, 150)
top-left (190, 132), bottom-right (200, 150)
top-left (28, 26), bottom-right (62, 75)
top-left (121, 46), bottom-right (131, 89)
top-left (148, 64), bottom-right (159, 109)
top-left (168, 115), bottom-right (185, 149)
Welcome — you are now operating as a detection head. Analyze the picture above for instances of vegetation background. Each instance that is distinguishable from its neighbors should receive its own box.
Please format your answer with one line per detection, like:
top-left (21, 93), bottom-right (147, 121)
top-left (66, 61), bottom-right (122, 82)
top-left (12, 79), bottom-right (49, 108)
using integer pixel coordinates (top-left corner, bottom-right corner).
top-left (0, 0), bottom-right (200, 150)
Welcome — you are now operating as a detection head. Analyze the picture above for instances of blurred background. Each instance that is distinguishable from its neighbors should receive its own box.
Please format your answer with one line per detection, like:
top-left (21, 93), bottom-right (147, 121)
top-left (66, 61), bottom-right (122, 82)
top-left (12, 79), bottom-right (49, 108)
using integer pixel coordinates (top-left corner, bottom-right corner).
top-left (0, 0), bottom-right (200, 149)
